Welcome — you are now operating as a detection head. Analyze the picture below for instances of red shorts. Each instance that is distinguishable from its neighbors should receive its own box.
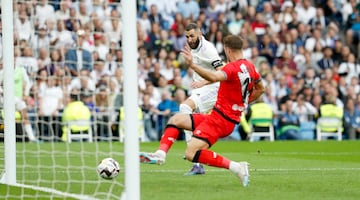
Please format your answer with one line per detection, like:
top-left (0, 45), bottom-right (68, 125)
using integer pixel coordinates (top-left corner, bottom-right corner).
top-left (191, 111), bottom-right (236, 147)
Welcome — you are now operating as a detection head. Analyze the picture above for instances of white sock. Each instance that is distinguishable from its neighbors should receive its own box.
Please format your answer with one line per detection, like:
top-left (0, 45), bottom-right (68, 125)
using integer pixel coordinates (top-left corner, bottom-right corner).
top-left (229, 161), bottom-right (240, 173)
top-left (24, 124), bottom-right (36, 141)
top-left (155, 150), bottom-right (166, 159)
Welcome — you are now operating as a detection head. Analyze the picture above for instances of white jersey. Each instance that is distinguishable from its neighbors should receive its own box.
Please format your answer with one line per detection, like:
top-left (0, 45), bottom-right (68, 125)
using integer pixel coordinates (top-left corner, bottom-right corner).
top-left (189, 36), bottom-right (222, 113)
top-left (191, 36), bottom-right (222, 83)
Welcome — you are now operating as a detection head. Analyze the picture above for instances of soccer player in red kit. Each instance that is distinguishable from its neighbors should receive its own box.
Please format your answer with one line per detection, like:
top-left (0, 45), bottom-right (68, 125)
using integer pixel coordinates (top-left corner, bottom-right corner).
top-left (140, 35), bottom-right (265, 187)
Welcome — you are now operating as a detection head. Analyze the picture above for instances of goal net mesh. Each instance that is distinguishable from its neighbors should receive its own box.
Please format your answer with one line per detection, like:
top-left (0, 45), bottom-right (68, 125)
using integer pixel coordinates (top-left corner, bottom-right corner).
top-left (0, 1), bottom-right (135, 198)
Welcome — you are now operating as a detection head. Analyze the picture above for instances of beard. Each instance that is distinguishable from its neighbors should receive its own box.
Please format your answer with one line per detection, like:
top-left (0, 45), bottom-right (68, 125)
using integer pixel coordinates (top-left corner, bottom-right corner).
top-left (188, 37), bottom-right (200, 49)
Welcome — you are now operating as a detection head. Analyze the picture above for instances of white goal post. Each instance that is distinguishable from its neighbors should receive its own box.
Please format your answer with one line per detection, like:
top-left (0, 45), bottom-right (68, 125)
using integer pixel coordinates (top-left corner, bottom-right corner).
top-left (2, 0), bottom-right (16, 186)
top-left (0, 1), bottom-right (140, 199)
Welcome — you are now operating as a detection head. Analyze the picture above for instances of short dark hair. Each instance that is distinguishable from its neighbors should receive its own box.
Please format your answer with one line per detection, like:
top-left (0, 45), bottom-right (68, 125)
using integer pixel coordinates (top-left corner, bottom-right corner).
top-left (223, 35), bottom-right (243, 50)
top-left (185, 23), bottom-right (199, 31)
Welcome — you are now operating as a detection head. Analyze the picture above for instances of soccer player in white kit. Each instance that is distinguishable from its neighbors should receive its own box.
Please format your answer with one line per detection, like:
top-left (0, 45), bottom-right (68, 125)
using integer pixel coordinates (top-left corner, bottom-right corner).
top-left (14, 96), bottom-right (37, 142)
top-left (180, 23), bottom-right (223, 175)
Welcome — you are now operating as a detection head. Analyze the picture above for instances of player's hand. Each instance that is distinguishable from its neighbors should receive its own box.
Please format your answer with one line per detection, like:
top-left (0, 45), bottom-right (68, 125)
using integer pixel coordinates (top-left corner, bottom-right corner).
top-left (180, 44), bottom-right (193, 67)
top-left (191, 80), bottom-right (205, 89)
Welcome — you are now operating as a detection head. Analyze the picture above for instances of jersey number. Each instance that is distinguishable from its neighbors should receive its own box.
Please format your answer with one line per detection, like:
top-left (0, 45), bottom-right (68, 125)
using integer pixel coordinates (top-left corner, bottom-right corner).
top-left (238, 64), bottom-right (251, 103)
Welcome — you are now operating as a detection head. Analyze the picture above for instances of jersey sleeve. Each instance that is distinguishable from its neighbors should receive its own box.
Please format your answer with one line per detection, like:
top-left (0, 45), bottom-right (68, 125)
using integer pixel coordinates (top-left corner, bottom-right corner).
top-left (220, 63), bottom-right (233, 80)
top-left (204, 42), bottom-right (223, 69)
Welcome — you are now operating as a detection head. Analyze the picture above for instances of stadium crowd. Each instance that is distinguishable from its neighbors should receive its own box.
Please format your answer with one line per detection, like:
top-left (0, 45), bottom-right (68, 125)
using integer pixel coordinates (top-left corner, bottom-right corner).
top-left (0, 0), bottom-right (360, 141)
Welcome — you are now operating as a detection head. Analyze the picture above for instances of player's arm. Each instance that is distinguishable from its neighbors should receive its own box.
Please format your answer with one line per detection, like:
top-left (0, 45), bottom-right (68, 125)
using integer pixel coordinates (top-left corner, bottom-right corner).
top-left (192, 65), bottom-right (223, 87)
top-left (248, 80), bottom-right (265, 104)
top-left (181, 47), bottom-right (225, 82)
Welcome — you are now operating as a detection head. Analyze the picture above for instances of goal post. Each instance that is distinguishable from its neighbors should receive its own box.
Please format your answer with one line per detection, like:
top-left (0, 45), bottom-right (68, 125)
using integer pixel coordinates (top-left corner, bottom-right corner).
top-left (0, 0), bottom-right (140, 199)
top-left (122, 0), bottom-right (140, 199)
top-left (1, 0), bottom-right (16, 185)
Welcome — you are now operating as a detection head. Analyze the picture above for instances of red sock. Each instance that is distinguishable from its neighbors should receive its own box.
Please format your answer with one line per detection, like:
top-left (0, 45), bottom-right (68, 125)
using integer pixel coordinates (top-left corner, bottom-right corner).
top-left (158, 125), bottom-right (180, 153)
top-left (196, 149), bottom-right (231, 169)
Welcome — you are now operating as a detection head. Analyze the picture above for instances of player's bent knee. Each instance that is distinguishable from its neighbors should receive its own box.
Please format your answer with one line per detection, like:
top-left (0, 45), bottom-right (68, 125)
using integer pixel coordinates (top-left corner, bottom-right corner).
top-left (184, 148), bottom-right (199, 162)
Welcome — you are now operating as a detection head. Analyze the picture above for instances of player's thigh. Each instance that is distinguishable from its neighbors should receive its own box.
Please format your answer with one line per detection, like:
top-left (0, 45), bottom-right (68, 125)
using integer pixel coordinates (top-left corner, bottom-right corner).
top-left (189, 86), bottom-right (218, 113)
top-left (168, 113), bottom-right (193, 130)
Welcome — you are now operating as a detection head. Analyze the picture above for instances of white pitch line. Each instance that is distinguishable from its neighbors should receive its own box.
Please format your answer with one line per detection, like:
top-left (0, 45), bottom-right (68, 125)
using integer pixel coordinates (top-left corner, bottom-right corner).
top-left (11, 183), bottom-right (99, 200)
top-left (139, 168), bottom-right (360, 173)
top-left (13, 167), bottom-right (360, 174)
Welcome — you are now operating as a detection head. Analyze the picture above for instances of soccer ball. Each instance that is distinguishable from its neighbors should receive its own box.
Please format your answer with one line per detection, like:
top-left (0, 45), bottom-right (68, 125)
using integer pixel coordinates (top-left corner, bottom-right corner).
top-left (97, 158), bottom-right (120, 179)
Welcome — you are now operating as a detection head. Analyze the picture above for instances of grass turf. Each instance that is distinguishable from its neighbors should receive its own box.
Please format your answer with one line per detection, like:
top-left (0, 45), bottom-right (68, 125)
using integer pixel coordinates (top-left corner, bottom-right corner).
top-left (0, 140), bottom-right (360, 200)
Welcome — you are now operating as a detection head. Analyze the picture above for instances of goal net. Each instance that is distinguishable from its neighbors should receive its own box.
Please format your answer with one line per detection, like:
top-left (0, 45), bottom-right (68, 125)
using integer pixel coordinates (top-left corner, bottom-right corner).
top-left (0, 0), bottom-right (141, 199)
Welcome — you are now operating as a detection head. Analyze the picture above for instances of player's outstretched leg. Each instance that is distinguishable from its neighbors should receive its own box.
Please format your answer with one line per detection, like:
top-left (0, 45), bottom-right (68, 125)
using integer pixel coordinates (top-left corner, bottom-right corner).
top-left (189, 149), bottom-right (250, 187)
top-left (139, 152), bottom-right (165, 165)
top-left (231, 162), bottom-right (250, 187)
top-left (139, 124), bottom-right (181, 165)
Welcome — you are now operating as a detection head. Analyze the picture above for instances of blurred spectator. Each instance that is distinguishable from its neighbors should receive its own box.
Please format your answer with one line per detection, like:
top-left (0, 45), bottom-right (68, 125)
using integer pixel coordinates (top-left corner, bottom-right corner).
top-left (276, 33), bottom-right (297, 58)
top-left (262, 83), bottom-right (278, 113)
top-left (55, 0), bottom-right (70, 21)
top-left (144, 81), bottom-right (162, 107)
top-left (317, 46), bottom-right (335, 72)
top-left (324, 25), bottom-right (339, 48)
top-left (35, 0), bottom-right (56, 26)
top-left (278, 99), bottom-right (301, 140)
top-left (268, 12), bottom-right (281, 34)
top-left (16, 46), bottom-right (38, 81)
top-left (292, 93), bottom-right (317, 123)
top-left (205, 20), bottom-right (218, 43)
top-left (138, 11), bottom-right (152, 36)
top-left (147, 62), bottom-right (162, 87)
top-left (78, 1), bottom-right (91, 26)
top-left (228, 11), bottom-right (245, 35)
top-left (308, 7), bottom-right (330, 29)
top-left (274, 49), bottom-right (298, 76)
top-left (70, 69), bottom-right (96, 92)
top-left (318, 95), bottom-right (344, 135)
top-left (279, 1), bottom-right (294, 24)
top-left (251, 12), bottom-right (267, 37)
top-left (140, 93), bottom-right (157, 141)
top-left (245, 97), bottom-right (274, 140)
top-left (153, 30), bottom-right (174, 54)
top-left (38, 47), bottom-right (52, 70)
top-left (61, 88), bottom-right (91, 142)
top-left (287, 11), bottom-right (301, 30)
top-left (38, 76), bottom-right (63, 140)
top-left (169, 75), bottom-right (188, 98)
top-left (295, 0), bottom-right (316, 24)
top-left (104, 9), bottom-right (122, 45)
top-left (258, 33), bottom-right (277, 65)
top-left (65, 30), bottom-right (93, 76)
top-left (145, 22), bottom-right (161, 52)
top-left (152, 90), bottom-right (179, 139)
top-left (52, 19), bottom-right (74, 50)
top-left (344, 97), bottom-right (360, 139)
top-left (148, 4), bottom-right (167, 30)
top-left (305, 28), bottom-right (325, 52)
top-left (15, 10), bottom-right (32, 41)
top-left (177, 0), bottom-right (200, 21)
top-left (338, 53), bottom-right (360, 85)
top-left (95, 84), bottom-right (112, 139)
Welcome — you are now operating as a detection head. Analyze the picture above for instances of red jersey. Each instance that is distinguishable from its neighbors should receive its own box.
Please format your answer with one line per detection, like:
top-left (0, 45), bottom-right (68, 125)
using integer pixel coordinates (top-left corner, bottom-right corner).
top-left (214, 59), bottom-right (261, 122)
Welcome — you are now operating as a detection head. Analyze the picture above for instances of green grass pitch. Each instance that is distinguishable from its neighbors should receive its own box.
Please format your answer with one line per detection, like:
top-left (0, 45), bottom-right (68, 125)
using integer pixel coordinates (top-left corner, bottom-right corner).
top-left (1, 140), bottom-right (360, 200)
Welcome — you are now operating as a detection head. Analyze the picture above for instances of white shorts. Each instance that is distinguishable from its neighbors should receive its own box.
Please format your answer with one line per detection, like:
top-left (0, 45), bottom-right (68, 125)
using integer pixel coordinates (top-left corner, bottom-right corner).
top-left (15, 97), bottom-right (26, 111)
top-left (189, 84), bottom-right (219, 114)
